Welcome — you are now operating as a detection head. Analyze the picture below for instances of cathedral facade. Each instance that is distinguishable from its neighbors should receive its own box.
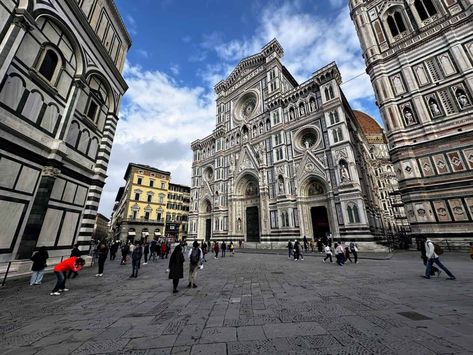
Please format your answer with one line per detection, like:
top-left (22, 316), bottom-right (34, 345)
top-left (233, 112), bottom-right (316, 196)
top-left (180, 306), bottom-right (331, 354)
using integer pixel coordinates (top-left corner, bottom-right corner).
top-left (189, 39), bottom-right (395, 249)
top-left (350, 0), bottom-right (473, 243)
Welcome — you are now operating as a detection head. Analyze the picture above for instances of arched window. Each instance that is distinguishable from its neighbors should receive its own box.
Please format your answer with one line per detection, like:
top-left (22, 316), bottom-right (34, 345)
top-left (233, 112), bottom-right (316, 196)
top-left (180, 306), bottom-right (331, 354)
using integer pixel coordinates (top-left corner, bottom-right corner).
top-left (415, 0), bottom-right (437, 21)
top-left (334, 111), bottom-right (339, 123)
top-left (329, 86), bottom-right (334, 99)
top-left (332, 130), bottom-right (339, 143)
top-left (337, 127), bottom-right (343, 141)
top-left (353, 204), bottom-right (360, 223)
top-left (325, 87), bottom-right (330, 101)
top-left (347, 206), bottom-right (354, 223)
top-left (38, 49), bottom-right (59, 82)
top-left (387, 11), bottom-right (407, 37)
top-left (266, 119), bottom-right (271, 131)
top-left (329, 112), bottom-right (335, 125)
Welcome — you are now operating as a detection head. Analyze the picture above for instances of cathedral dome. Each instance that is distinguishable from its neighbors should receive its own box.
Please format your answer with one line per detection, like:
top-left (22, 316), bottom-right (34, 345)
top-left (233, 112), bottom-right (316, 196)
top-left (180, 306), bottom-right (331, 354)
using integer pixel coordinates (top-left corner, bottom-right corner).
top-left (353, 110), bottom-right (383, 135)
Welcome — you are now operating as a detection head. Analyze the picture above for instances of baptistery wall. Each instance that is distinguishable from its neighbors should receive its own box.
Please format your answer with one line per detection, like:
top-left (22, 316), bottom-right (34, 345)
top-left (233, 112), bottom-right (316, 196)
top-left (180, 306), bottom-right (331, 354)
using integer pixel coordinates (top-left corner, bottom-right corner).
top-left (189, 39), bottom-right (395, 249)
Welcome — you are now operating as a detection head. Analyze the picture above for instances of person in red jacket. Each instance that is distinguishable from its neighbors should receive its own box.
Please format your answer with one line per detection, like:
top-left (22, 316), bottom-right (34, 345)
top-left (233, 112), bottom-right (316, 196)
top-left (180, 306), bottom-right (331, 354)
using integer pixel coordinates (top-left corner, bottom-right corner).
top-left (50, 257), bottom-right (85, 296)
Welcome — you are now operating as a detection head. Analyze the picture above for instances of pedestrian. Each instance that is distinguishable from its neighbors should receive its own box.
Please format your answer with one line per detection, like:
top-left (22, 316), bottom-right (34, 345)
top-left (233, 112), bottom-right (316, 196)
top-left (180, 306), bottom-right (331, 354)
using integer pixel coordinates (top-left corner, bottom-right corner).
top-left (95, 240), bottom-right (108, 277)
top-left (317, 238), bottom-right (323, 253)
top-left (120, 243), bottom-right (129, 265)
top-left (67, 244), bottom-right (81, 279)
top-left (423, 239), bottom-right (455, 280)
top-left (143, 242), bottom-right (150, 265)
top-left (335, 243), bottom-right (345, 266)
top-left (213, 241), bottom-right (219, 259)
top-left (90, 241), bottom-right (98, 265)
top-left (161, 242), bottom-right (167, 259)
top-left (420, 239), bottom-right (439, 277)
top-left (469, 242), bottom-right (473, 260)
top-left (323, 244), bottom-right (333, 263)
top-left (187, 241), bottom-right (203, 288)
top-left (50, 257), bottom-right (85, 296)
top-left (309, 239), bottom-right (314, 253)
top-left (168, 244), bottom-right (185, 293)
top-left (166, 241), bottom-right (171, 258)
top-left (221, 241), bottom-right (227, 257)
top-left (294, 240), bottom-right (303, 261)
top-left (129, 242), bottom-right (135, 254)
top-left (303, 235), bottom-right (308, 253)
top-left (287, 240), bottom-right (293, 259)
top-left (239, 239), bottom-right (242, 248)
top-left (229, 241), bottom-right (235, 256)
top-left (110, 242), bottom-right (118, 261)
top-left (30, 246), bottom-right (49, 285)
top-left (344, 243), bottom-right (353, 263)
top-left (350, 241), bottom-right (359, 264)
top-left (131, 242), bottom-right (143, 278)
top-left (202, 242), bottom-right (208, 262)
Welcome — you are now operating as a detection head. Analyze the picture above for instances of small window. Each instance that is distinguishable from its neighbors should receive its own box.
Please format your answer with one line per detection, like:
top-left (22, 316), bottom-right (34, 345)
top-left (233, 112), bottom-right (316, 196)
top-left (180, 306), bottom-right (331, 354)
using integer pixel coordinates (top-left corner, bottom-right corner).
top-left (38, 49), bottom-right (59, 82)
top-left (134, 193), bottom-right (140, 201)
top-left (144, 211), bottom-right (150, 220)
top-left (150, 180), bottom-right (154, 187)
top-left (86, 100), bottom-right (99, 121)
top-left (137, 177), bottom-right (142, 185)
top-left (161, 181), bottom-right (166, 189)
top-left (147, 194), bottom-right (152, 202)
top-left (132, 210), bottom-right (137, 219)
top-left (415, 0), bottom-right (437, 21)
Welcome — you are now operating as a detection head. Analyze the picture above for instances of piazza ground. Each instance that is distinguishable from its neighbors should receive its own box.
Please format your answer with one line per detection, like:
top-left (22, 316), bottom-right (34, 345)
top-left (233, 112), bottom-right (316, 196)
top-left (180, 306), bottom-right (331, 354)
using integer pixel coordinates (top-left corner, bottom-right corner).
top-left (1, 250), bottom-right (472, 354)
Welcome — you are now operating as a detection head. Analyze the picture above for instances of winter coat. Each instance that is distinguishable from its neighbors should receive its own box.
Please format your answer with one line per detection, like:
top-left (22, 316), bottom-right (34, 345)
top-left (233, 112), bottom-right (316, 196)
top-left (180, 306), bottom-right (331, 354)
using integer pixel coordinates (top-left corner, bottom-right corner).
top-left (132, 246), bottom-right (143, 261)
top-left (168, 249), bottom-right (184, 279)
top-left (31, 250), bottom-right (49, 271)
top-left (144, 244), bottom-right (150, 254)
top-left (98, 244), bottom-right (108, 258)
top-left (70, 247), bottom-right (81, 257)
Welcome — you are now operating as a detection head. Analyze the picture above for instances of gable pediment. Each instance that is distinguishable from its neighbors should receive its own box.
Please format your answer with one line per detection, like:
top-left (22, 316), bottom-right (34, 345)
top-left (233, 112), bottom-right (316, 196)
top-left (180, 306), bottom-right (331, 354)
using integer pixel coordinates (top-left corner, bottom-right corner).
top-left (295, 151), bottom-right (326, 182)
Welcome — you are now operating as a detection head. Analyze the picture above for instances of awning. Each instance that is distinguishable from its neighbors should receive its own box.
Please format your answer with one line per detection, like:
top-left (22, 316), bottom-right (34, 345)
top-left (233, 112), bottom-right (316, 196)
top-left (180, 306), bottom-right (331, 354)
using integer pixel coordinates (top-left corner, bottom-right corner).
top-left (142, 231), bottom-right (149, 236)
top-left (154, 231), bottom-right (161, 236)
top-left (128, 231), bottom-right (136, 236)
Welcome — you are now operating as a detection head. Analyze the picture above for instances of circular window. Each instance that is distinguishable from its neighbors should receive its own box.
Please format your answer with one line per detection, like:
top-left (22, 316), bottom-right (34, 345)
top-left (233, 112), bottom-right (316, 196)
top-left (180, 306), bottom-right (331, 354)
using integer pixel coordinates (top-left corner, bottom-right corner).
top-left (203, 166), bottom-right (213, 181)
top-left (236, 91), bottom-right (258, 121)
top-left (294, 126), bottom-right (320, 151)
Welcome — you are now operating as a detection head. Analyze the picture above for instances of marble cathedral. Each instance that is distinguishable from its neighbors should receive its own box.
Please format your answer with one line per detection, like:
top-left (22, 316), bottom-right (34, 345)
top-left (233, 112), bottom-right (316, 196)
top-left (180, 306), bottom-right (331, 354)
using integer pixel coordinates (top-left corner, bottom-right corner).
top-left (189, 39), bottom-right (398, 249)
top-left (350, 0), bottom-right (473, 243)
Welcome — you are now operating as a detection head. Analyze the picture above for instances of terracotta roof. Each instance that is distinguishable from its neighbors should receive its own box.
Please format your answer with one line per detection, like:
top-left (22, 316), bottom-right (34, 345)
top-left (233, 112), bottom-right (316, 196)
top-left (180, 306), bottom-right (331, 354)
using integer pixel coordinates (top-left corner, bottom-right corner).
top-left (353, 110), bottom-right (384, 135)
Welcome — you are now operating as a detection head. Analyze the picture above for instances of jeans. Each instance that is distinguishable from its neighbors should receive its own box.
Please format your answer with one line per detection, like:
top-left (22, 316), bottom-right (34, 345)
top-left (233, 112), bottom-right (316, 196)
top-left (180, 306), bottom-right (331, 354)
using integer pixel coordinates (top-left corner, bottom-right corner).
top-left (222, 249), bottom-right (226, 257)
top-left (30, 270), bottom-right (45, 285)
top-left (336, 254), bottom-right (345, 266)
top-left (144, 253), bottom-right (148, 263)
top-left (188, 265), bottom-right (198, 284)
top-left (131, 258), bottom-right (140, 277)
top-left (352, 250), bottom-right (358, 263)
top-left (324, 254), bottom-right (332, 262)
top-left (425, 258), bottom-right (455, 278)
top-left (52, 271), bottom-right (66, 292)
top-left (288, 249), bottom-right (292, 258)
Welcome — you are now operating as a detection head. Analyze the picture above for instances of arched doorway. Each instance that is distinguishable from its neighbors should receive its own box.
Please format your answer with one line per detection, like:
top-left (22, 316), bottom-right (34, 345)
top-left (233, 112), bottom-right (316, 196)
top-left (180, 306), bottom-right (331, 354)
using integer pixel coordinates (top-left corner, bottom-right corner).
top-left (201, 199), bottom-right (212, 241)
top-left (235, 173), bottom-right (260, 242)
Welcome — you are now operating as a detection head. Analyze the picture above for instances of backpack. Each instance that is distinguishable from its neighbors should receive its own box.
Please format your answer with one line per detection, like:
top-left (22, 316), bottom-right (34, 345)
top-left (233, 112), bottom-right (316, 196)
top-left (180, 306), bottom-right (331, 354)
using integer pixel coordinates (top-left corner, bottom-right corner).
top-left (190, 248), bottom-right (200, 266)
top-left (349, 242), bottom-right (355, 251)
top-left (433, 243), bottom-right (443, 255)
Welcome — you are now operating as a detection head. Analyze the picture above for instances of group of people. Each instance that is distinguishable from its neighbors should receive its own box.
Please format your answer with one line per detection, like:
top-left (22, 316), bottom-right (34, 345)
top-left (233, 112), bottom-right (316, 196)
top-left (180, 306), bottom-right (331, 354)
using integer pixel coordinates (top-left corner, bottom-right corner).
top-left (212, 241), bottom-right (235, 258)
top-left (287, 237), bottom-right (359, 265)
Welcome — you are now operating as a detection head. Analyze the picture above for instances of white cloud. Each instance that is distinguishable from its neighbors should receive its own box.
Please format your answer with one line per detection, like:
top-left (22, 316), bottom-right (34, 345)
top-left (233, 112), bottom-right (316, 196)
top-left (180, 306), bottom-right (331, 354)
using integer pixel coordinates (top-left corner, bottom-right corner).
top-left (170, 64), bottom-right (180, 75)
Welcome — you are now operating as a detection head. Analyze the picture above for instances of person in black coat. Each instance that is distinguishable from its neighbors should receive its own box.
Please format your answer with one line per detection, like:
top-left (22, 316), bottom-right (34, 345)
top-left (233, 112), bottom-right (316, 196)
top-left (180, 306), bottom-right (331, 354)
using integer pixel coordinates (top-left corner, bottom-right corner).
top-left (143, 242), bottom-right (150, 265)
top-left (130, 242), bottom-right (143, 278)
top-left (168, 245), bottom-right (184, 293)
top-left (110, 242), bottom-right (118, 261)
top-left (30, 247), bottom-right (49, 285)
top-left (96, 241), bottom-right (108, 277)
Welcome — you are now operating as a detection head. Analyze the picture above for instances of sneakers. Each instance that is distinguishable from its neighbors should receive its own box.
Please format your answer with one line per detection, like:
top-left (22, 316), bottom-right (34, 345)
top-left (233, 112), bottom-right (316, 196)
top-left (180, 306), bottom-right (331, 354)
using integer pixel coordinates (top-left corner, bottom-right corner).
top-left (422, 276), bottom-right (431, 279)
top-left (173, 289), bottom-right (179, 293)
top-left (446, 277), bottom-right (456, 280)
top-left (437, 270), bottom-right (442, 277)
top-left (143, 262), bottom-right (148, 265)
top-left (192, 284), bottom-right (198, 288)
top-left (95, 274), bottom-right (103, 277)
top-left (187, 283), bottom-right (192, 288)
top-left (50, 292), bottom-right (60, 296)
top-left (323, 260), bottom-right (326, 263)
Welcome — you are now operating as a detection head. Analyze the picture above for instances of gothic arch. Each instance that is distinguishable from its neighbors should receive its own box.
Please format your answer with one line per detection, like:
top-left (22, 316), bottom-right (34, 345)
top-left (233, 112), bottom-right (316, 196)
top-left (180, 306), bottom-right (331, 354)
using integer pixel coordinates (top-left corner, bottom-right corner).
top-left (299, 175), bottom-right (327, 197)
top-left (85, 70), bottom-right (116, 112)
top-left (234, 172), bottom-right (259, 196)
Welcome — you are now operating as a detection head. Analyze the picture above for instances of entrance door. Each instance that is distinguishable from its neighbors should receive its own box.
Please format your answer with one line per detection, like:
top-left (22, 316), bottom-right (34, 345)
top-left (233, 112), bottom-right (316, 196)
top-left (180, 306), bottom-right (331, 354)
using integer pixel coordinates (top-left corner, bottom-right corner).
top-left (205, 219), bottom-right (211, 241)
top-left (311, 206), bottom-right (330, 239)
top-left (246, 206), bottom-right (260, 242)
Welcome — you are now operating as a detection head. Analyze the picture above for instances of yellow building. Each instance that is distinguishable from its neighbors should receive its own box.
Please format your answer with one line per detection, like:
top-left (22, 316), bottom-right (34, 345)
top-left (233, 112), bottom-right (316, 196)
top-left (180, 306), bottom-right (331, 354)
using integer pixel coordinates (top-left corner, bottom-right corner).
top-left (166, 183), bottom-right (191, 241)
top-left (110, 163), bottom-right (170, 241)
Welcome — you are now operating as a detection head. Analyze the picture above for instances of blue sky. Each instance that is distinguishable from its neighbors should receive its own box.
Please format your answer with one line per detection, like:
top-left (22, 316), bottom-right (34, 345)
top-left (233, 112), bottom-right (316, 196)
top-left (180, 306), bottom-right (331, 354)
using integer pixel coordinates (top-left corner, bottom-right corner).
top-left (99, 0), bottom-right (381, 216)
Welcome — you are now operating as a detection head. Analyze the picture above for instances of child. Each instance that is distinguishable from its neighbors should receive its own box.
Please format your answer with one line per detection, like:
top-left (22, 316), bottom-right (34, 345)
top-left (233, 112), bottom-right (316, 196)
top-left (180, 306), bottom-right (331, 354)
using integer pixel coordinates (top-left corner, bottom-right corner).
top-left (50, 257), bottom-right (85, 295)
top-left (323, 245), bottom-right (333, 263)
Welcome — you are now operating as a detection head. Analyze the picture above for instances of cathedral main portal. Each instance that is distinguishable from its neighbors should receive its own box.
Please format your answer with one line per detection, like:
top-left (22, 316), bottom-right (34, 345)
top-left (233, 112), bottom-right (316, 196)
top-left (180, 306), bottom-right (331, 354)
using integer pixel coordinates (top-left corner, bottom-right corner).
top-left (246, 206), bottom-right (260, 242)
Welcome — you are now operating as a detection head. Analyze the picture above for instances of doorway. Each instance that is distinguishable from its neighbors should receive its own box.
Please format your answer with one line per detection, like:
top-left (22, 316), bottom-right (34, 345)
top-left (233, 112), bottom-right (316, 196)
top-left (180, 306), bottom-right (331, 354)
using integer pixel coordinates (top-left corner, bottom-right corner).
top-left (246, 206), bottom-right (260, 242)
top-left (311, 206), bottom-right (330, 240)
top-left (205, 219), bottom-right (211, 241)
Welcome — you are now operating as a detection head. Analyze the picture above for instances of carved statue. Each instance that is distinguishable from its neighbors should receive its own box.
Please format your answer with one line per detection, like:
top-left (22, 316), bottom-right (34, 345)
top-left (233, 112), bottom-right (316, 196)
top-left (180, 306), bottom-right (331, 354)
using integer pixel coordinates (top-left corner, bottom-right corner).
top-left (340, 163), bottom-right (350, 183)
top-left (299, 105), bottom-right (305, 115)
top-left (310, 100), bottom-right (316, 111)
top-left (404, 108), bottom-right (416, 125)
top-left (429, 100), bottom-right (441, 115)
top-left (457, 92), bottom-right (469, 108)
top-left (289, 109), bottom-right (294, 120)
top-left (278, 178), bottom-right (285, 195)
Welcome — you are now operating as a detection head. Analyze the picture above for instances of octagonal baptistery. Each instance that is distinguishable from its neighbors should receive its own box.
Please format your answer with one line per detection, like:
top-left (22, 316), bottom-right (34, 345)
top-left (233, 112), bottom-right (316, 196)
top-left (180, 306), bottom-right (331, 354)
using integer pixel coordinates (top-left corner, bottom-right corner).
top-left (189, 39), bottom-right (394, 250)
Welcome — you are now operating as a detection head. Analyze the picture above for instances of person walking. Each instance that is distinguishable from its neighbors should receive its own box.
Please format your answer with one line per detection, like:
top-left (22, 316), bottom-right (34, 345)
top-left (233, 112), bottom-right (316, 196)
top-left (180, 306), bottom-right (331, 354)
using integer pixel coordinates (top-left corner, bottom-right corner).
top-left (317, 238), bottom-right (323, 253)
top-left (229, 241), bottom-right (235, 256)
top-left (323, 245), bottom-right (333, 263)
top-left (110, 242), bottom-right (118, 261)
top-left (202, 242), bottom-right (208, 262)
top-left (187, 241), bottom-right (203, 288)
top-left (335, 243), bottom-right (345, 266)
top-left (30, 247), bottom-right (49, 285)
top-left (309, 239), bottom-right (315, 253)
top-left (294, 240), bottom-right (303, 261)
top-left (469, 242), bottom-right (473, 260)
top-left (221, 241), bottom-right (227, 257)
top-left (130, 242), bottom-right (143, 278)
top-left (50, 257), bottom-right (85, 296)
top-left (213, 241), bottom-right (219, 259)
top-left (423, 239), bottom-right (455, 280)
top-left (420, 239), bottom-right (439, 277)
top-left (143, 242), bottom-right (150, 265)
top-left (303, 235), bottom-right (308, 253)
top-left (349, 241), bottom-right (359, 264)
top-left (120, 243), bottom-right (129, 265)
top-left (344, 243), bottom-right (353, 263)
top-left (287, 240), bottom-right (293, 259)
top-left (161, 242), bottom-right (167, 259)
top-left (67, 244), bottom-right (82, 279)
top-left (95, 241), bottom-right (108, 277)
top-left (168, 244), bottom-right (185, 293)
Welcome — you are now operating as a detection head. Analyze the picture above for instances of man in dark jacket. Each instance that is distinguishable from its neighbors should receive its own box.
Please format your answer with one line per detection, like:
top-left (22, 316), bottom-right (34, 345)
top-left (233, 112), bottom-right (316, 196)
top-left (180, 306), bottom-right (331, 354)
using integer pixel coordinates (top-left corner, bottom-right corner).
top-left (130, 242), bottom-right (143, 278)
top-left (30, 247), bottom-right (49, 285)
top-left (96, 241), bottom-right (108, 277)
top-left (168, 245), bottom-right (184, 293)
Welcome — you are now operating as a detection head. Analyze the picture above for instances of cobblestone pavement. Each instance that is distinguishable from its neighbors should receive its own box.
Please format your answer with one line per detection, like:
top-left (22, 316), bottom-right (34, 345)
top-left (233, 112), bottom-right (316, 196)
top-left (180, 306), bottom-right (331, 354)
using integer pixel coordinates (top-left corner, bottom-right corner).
top-left (1, 251), bottom-right (472, 354)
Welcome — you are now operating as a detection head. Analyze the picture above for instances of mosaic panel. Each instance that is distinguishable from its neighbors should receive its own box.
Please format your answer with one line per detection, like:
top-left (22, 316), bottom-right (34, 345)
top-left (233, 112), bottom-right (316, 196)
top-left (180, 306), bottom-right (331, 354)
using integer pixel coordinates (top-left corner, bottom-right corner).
top-left (446, 151), bottom-right (466, 172)
top-left (418, 157), bottom-right (435, 177)
top-left (432, 200), bottom-right (451, 222)
top-left (448, 199), bottom-right (469, 221)
top-left (432, 154), bottom-right (449, 174)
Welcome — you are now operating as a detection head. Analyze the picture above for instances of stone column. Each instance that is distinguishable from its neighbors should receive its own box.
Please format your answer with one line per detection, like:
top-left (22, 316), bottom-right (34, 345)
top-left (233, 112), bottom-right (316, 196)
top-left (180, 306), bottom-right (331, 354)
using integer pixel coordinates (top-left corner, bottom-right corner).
top-left (16, 166), bottom-right (60, 259)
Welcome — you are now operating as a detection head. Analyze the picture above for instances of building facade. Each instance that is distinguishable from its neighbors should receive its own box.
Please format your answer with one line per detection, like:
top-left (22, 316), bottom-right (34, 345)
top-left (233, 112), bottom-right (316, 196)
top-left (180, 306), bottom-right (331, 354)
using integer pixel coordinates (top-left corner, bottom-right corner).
top-left (110, 163), bottom-right (170, 242)
top-left (92, 212), bottom-right (110, 241)
top-left (0, 0), bottom-right (130, 262)
top-left (166, 183), bottom-right (191, 241)
top-left (350, 0), bottom-right (473, 243)
top-left (189, 39), bottom-right (398, 249)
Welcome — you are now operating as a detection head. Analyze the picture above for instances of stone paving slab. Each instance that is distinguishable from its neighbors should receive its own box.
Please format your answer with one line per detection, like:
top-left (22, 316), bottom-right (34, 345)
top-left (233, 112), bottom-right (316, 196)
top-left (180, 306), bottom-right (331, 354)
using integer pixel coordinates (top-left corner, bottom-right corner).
top-left (0, 251), bottom-right (473, 354)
